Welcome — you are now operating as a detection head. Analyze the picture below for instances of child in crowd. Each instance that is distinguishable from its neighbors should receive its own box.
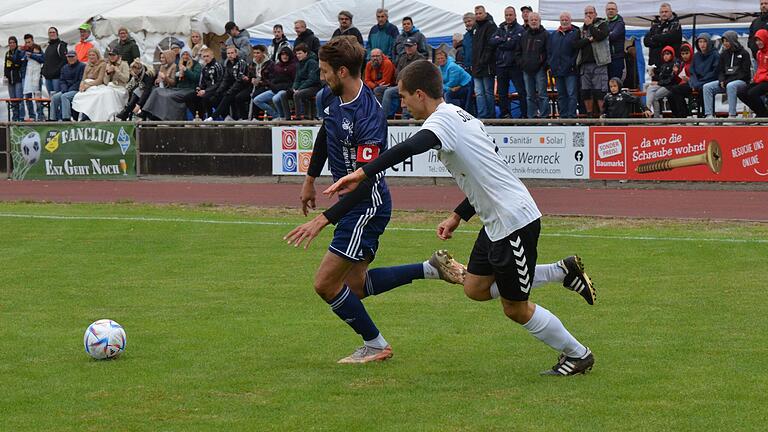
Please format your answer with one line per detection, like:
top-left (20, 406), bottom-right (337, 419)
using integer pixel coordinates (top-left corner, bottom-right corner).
top-left (666, 43), bottom-right (694, 117)
top-left (603, 78), bottom-right (651, 119)
top-left (645, 45), bottom-right (678, 117)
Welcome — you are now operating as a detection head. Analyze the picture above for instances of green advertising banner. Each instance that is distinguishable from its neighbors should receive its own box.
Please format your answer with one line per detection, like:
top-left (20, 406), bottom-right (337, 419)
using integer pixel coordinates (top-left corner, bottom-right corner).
top-left (9, 123), bottom-right (136, 180)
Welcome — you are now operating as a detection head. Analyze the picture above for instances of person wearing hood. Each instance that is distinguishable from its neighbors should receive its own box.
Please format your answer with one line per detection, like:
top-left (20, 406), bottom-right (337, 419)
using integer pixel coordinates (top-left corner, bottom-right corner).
top-left (471, 5), bottom-right (498, 118)
top-left (548, 11), bottom-right (580, 118)
top-left (688, 33), bottom-right (719, 116)
top-left (75, 23), bottom-right (97, 63)
top-left (435, 49), bottom-right (472, 110)
top-left (294, 20), bottom-right (320, 57)
top-left (605, 2), bottom-right (626, 81)
top-left (393, 17), bottom-right (429, 62)
top-left (748, 0), bottom-right (768, 58)
top-left (665, 43), bottom-right (694, 117)
top-left (603, 77), bottom-right (651, 118)
top-left (491, 6), bottom-right (527, 118)
top-left (518, 12), bottom-right (550, 118)
top-left (42, 27), bottom-right (67, 110)
top-left (702, 31), bottom-right (750, 118)
top-left (738, 28), bottom-right (768, 117)
top-left (51, 50), bottom-right (84, 121)
top-left (115, 28), bottom-right (140, 66)
top-left (224, 21), bottom-right (252, 61)
top-left (364, 48), bottom-right (395, 101)
top-left (253, 46), bottom-right (296, 120)
top-left (367, 8), bottom-right (399, 59)
top-left (142, 48), bottom-right (199, 120)
top-left (268, 24), bottom-right (292, 63)
top-left (645, 45), bottom-right (679, 117)
top-left (643, 3), bottom-right (682, 76)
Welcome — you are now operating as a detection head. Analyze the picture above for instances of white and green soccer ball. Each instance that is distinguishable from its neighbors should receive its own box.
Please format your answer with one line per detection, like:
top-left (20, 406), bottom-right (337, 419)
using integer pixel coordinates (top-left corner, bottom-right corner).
top-left (20, 131), bottom-right (41, 165)
top-left (84, 319), bottom-right (126, 360)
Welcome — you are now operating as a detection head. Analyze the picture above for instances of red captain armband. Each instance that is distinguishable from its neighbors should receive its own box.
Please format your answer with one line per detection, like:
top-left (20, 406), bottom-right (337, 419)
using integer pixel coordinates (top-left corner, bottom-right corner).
top-left (356, 144), bottom-right (380, 163)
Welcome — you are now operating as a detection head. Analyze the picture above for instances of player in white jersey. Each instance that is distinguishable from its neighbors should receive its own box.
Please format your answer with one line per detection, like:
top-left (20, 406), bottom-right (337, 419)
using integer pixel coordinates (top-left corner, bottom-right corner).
top-left (324, 60), bottom-right (596, 375)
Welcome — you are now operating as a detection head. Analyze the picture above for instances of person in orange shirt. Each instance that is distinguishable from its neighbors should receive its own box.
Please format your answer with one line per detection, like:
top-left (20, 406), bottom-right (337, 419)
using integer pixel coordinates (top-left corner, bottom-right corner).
top-left (363, 48), bottom-right (395, 102)
top-left (737, 28), bottom-right (768, 117)
top-left (74, 23), bottom-right (96, 63)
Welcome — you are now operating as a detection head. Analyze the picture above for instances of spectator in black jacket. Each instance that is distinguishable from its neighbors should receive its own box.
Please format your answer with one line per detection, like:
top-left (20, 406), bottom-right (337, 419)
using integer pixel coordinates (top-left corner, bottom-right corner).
top-left (294, 20), bottom-right (320, 56)
top-left (605, 2), bottom-right (626, 80)
top-left (269, 24), bottom-right (291, 63)
top-left (749, 0), bottom-right (768, 58)
top-left (185, 48), bottom-right (224, 118)
top-left (471, 5), bottom-right (498, 118)
top-left (518, 12), bottom-right (550, 118)
top-left (490, 6), bottom-right (526, 118)
top-left (332, 11), bottom-right (364, 47)
top-left (603, 77), bottom-right (651, 118)
top-left (209, 45), bottom-right (250, 120)
top-left (288, 44), bottom-right (321, 119)
top-left (643, 3), bottom-right (682, 77)
top-left (42, 27), bottom-right (67, 110)
top-left (702, 31), bottom-right (750, 118)
top-left (548, 12), bottom-right (580, 118)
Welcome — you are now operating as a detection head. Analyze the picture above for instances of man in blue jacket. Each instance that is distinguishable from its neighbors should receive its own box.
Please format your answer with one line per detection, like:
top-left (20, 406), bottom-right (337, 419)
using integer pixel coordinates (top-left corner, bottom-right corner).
top-left (367, 8), bottom-right (399, 59)
top-left (490, 6), bottom-right (526, 118)
top-left (435, 50), bottom-right (472, 110)
top-left (548, 12), bottom-right (580, 118)
top-left (51, 50), bottom-right (84, 121)
top-left (605, 2), bottom-right (626, 80)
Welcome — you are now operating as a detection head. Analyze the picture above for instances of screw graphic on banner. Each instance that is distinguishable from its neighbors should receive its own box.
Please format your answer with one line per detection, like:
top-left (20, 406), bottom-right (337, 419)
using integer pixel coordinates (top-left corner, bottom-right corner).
top-left (636, 140), bottom-right (723, 174)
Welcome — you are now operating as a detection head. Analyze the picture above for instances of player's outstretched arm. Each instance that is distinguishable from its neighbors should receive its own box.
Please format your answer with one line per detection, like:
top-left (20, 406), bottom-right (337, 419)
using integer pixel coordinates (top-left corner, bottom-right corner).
top-left (437, 198), bottom-right (477, 240)
top-left (324, 129), bottom-right (441, 198)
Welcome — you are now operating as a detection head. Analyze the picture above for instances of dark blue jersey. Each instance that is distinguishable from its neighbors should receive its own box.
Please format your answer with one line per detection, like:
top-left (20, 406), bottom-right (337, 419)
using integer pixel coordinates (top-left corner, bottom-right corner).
top-left (324, 82), bottom-right (390, 206)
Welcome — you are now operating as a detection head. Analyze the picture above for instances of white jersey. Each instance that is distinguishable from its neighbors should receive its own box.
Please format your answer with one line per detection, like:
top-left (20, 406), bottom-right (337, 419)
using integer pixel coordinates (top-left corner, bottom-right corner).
top-left (422, 102), bottom-right (541, 241)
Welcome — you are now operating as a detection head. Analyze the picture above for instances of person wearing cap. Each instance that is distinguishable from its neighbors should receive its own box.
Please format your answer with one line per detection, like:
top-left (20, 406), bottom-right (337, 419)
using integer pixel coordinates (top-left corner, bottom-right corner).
top-left (75, 23), bottom-right (97, 63)
top-left (224, 21), bottom-right (252, 60)
top-left (42, 27), bottom-right (68, 115)
top-left (381, 37), bottom-right (425, 118)
top-left (393, 16), bottom-right (429, 63)
top-left (51, 50), bottom-right (85, 121)
top-left (332, 10), bottom-right (364, 47)
top-left (521, 6), bottom-right (533, 29)
top-left (115, 27), bottom-right (140, 66)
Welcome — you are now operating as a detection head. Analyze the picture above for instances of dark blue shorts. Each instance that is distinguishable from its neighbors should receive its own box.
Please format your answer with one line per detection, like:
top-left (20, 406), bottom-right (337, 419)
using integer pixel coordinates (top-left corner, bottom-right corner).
top-left (329, 200), bottom-right (392, 262)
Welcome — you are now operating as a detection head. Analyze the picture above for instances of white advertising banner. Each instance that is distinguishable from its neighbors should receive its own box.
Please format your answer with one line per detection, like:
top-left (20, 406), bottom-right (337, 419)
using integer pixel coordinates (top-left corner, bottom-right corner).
top-left (272, 126), bottom-right (590, 179)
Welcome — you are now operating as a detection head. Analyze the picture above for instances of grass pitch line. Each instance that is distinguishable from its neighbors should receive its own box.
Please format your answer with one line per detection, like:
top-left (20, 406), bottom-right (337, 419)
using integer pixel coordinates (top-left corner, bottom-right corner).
top-left (1, 212), bottom-right (766, 245)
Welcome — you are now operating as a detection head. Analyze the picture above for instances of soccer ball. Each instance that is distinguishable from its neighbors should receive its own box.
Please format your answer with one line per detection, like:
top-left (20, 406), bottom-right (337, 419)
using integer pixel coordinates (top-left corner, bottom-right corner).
top-left (83, 319), bottom-right (126, 360)
top-left (20, 131), bottom-right (41, 165)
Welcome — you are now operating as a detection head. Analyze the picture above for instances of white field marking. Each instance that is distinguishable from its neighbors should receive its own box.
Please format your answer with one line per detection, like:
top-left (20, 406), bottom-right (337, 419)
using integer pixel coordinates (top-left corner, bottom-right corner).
top-left (0, 212), bottom-right (766, 244)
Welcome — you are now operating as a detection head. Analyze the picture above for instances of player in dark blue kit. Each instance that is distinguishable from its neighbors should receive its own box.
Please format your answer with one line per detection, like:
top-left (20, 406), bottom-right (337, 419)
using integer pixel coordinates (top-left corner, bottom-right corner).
top-left (284, 37), bottom-right (466, 364)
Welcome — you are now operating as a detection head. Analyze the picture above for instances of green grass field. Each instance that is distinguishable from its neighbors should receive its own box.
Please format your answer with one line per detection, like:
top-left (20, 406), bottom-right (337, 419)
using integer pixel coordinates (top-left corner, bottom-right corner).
top-left (1, 202), bottom-right (767, 431)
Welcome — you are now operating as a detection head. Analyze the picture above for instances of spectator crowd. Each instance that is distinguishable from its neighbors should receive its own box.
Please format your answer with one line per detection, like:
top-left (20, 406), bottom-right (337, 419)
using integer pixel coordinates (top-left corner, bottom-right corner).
top-left (4, 1), bottom-right (768, 122)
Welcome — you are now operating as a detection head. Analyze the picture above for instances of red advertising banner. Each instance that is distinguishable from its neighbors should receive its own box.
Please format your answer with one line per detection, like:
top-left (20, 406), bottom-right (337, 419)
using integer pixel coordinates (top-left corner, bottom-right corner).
top-left (589, 126), bottom-right (768, 181)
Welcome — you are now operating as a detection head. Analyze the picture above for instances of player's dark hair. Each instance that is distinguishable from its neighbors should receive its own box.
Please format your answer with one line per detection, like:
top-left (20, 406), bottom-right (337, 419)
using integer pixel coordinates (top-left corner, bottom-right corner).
top-left (319, 36), bottom-right (364, 78)
top-left (398, 60), bottom-right (443, 99)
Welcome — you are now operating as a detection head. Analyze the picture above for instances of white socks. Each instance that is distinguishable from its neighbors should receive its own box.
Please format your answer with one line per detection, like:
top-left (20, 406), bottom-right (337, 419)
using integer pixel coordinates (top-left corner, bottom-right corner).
top-left (488, 263), bottom-right (567, 299)
top-left (522, 304), bottom-right (587, 358)
top-left (422, 261), bottom-right (440, 279)
top-left (364, 333), bottom-right (389, 349)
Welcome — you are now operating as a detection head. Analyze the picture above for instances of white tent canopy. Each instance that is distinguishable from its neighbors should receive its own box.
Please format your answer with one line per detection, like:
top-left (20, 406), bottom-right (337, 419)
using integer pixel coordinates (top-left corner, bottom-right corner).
top-left (538, 0), bottom-right (759, 26)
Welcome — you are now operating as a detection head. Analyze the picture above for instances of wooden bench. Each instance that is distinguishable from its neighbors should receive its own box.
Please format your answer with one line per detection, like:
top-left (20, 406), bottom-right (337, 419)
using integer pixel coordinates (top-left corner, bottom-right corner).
top-left (1, 97), bottom-right (51, 121)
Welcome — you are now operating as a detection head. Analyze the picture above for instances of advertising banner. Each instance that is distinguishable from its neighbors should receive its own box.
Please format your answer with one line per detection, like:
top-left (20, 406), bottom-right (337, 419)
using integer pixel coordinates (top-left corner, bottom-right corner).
top-left (9, 123), bottom-right (136, 180)
top-left (589, 126), bottom-right (768, 181)
top-left (272, 126), bottom-right (590, 179)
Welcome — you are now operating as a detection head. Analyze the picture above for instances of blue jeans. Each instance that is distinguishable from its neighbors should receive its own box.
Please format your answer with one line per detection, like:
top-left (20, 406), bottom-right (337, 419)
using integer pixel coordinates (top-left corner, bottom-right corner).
top-left (444, 84), bottom-right (471, 110)
top-left (272, 90), bottom-right (289, 119)
top-left (702, 79), bottom-right (747, 117)
top-left (45, 79), bottom-right (60, 119)
top-left (524, 69), bottom-right (550, 118)
top-left (24, 92), bottom-right (45, 121)
top-left (52, 90), bottom-right (77, 120)
top-left (473, 76), bottom-right (495, 118)
top-left (554, 74), bottom-right (578, 118)
top-left (253, 90), bottom-right (277, 118)
top-left (315, 87), bottom-right (326, 119)
top-left (381, 86), bottom-right (400, 118)
top-left (7, 82), bottom-right (25, 121)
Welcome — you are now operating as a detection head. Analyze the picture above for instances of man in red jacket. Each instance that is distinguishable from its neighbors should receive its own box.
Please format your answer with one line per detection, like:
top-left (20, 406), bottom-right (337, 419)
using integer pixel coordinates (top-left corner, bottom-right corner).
top-left (363, 48), bottom-right (395, 101)
top-left (738, 28), bottom-right (768, 117)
